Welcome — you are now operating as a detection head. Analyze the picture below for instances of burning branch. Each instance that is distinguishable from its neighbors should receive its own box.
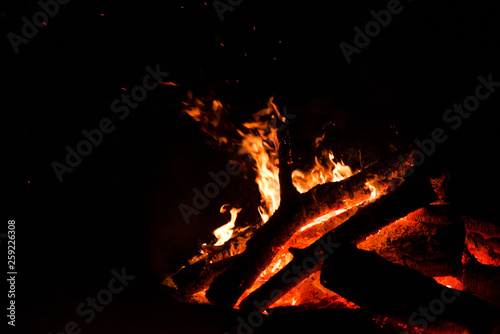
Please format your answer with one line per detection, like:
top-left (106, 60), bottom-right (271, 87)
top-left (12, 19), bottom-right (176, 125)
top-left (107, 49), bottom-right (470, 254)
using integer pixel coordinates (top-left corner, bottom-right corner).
top-left (164, 95), bottom-right (500, 333)
top-left (206, 146), bottom-right (417, 307)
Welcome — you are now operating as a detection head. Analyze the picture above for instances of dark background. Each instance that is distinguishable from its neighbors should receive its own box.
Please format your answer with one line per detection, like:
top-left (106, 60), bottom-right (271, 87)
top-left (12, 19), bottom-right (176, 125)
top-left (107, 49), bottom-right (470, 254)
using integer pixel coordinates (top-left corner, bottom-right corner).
top-left (3, 0), bottom-right (500, 333)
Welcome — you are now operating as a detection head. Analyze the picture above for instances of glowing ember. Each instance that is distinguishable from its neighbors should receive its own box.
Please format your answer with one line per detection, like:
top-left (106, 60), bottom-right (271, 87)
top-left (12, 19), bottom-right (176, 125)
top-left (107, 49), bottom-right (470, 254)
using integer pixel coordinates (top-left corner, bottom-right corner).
top-left (268, 271), bottom-right (359, 310)
top-left (234, 250), bottom-right (294, 308)
top-left (298, 208), bottom-right (348, 233)
top-left (191, 288), bottom-right (210, 304)
top-left (235, 207), bottom-right (358, 309)
top-left (433, 276), bottom-right (464, 291)
top-left (158, 81), bottom-right (180, 86)
top-left (233, 162), bottom-right (388, 309)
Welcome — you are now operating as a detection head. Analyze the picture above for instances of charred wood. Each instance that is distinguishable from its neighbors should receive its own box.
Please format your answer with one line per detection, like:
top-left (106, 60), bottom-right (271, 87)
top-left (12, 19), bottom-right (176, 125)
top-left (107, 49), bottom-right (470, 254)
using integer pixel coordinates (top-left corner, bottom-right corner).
top-left (239, 172), bottom-right (436, 311)
top-left (206, 147), bottom-right (417, 306)
top-left (460, 251), bottom-right (500, 307)
top-left (332, 172), bottom-right (438, 245)
top-left (357, 205), bottom-right (465, 277)
top-left (320, 243), bottom-right (499, 334)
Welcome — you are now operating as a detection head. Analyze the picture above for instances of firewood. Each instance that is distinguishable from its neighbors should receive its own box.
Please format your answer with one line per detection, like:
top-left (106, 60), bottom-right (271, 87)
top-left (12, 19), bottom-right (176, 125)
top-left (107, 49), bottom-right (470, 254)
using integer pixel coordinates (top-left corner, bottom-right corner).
top-left (206, 147), bottom-right (418, 306)
top-left (357, 205), bottom-right (465, 277)
top-left (331, 171), bottom-right (438, 245)
top-left (460, 251), bottom-right (500, 307)
top-left (162, 255), bottom-right (242, 304)
top-left (238, 172), bottom-right (436, 311)
top-left (464, 216), bottom-right (500, 240)
top-left (465, 232), bottom-right (500, 267)
top-left (161, 223), bottom-right (262, 303)
top-left (319, 243), bottom-right (499, 333)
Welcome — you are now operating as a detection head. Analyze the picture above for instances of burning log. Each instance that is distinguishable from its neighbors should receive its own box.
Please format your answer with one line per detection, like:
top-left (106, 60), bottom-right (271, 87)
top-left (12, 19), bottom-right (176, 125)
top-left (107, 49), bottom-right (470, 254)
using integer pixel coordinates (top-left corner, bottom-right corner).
top-left (465, 232), bottom-right (500, 267)
top-left (330, 171), bottom-right (438, 244)
top-left (357, 205), bottom-right (465, 277)
top-left (162, 255), bottom-right (239, 304)
top-left (460, 249), bottom-right (500, 307)
top-left (161, 223), bottom-right (262, 302)
top-left (238, 171), bottom-right (437, 311)
top-left (206, 147), bottom-right (417, 306)
top-left (464, 216), bottom-right (500, 267)
top-left (166, 94), bottom-right (500, 333)
top-left (464, 216), bottom-right (500, 240)
top-left (319, 243), bottom-right (499, 334)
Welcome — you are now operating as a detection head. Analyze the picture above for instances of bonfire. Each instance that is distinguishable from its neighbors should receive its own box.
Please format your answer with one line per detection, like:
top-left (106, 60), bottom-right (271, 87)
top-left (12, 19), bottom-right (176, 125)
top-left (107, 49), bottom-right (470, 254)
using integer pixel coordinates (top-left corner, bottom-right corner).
top-left (163, 94), bottom-right (500, 334)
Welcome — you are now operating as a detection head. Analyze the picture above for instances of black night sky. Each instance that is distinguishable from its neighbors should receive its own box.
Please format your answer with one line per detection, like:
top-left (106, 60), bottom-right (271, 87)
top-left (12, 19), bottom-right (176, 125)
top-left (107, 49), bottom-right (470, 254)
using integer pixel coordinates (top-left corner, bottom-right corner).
top-left (4, 0), bottom-right (500, 333)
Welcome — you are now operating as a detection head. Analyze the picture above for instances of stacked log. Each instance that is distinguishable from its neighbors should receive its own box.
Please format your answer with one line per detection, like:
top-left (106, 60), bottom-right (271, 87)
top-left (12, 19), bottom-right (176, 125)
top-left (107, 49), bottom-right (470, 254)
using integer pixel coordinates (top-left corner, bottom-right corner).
top-left (206, 147), bottom-right (417, 306)
top-left (357, 206), bottom-right (464, 277)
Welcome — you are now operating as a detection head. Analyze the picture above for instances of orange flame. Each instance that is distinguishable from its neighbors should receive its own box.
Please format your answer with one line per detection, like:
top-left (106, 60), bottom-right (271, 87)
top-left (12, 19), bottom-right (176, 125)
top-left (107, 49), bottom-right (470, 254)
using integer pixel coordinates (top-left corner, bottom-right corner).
top-left (364, 179), bottom-right (381, 203)
top-left (181, 92), bottom-right (226, 144)
top-left (182, 94), bottom-right (282, 223)
top-left (238, 98), bottom-right (281, 222)
top-left (213, 205), bottom-right (242, 246)
top-left (158, 81), bottom-right (180, 86)
top-left (291, 150), bottom-right (353, 193)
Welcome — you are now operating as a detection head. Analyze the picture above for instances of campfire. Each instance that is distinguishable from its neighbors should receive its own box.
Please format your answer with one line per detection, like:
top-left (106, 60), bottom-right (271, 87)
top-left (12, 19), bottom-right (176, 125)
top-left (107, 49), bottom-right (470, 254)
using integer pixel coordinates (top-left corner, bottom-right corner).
top-left (163, 95), bottom-right (500, 333)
